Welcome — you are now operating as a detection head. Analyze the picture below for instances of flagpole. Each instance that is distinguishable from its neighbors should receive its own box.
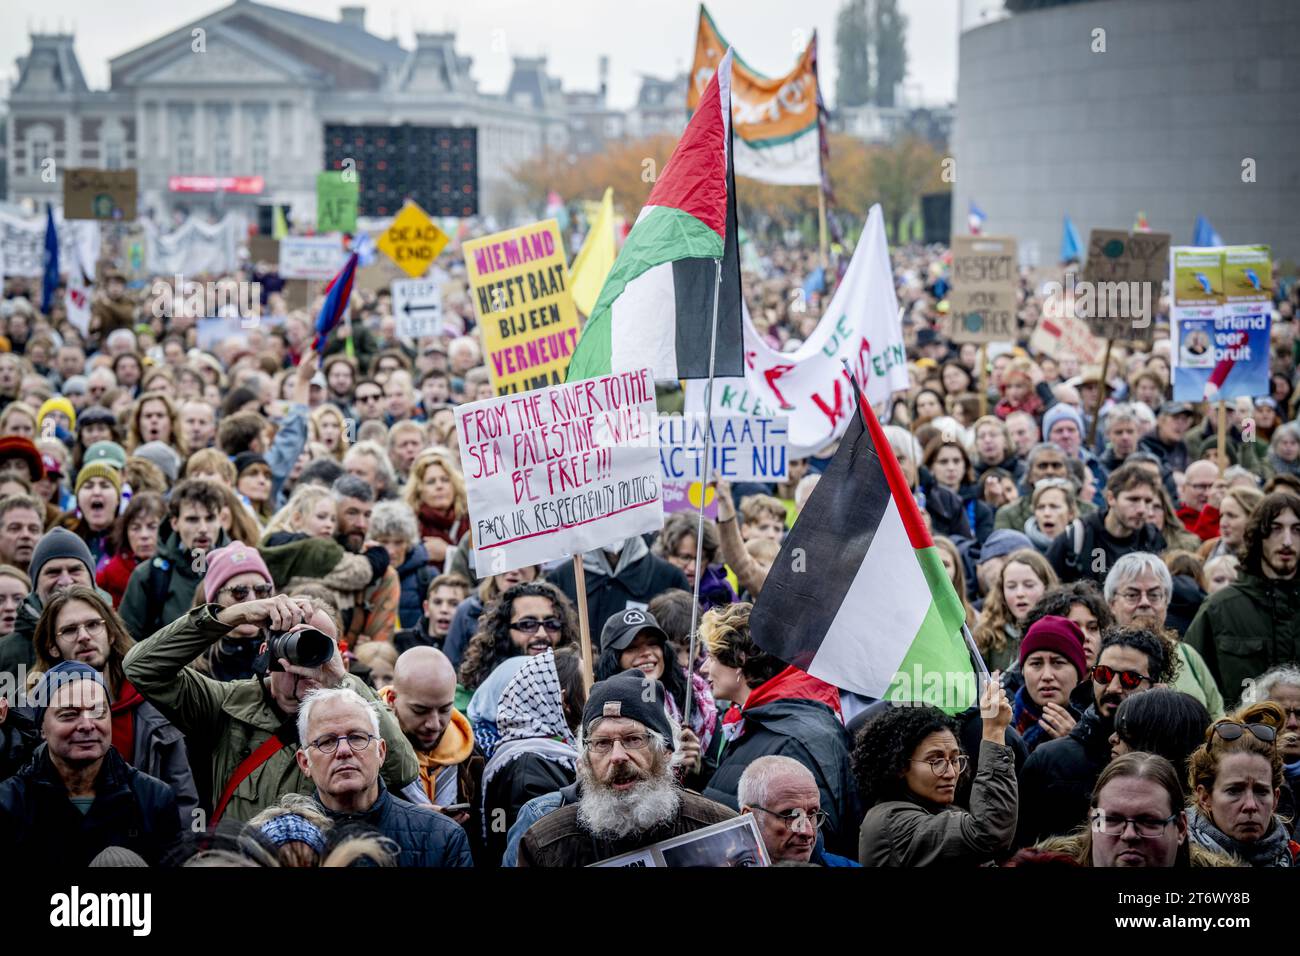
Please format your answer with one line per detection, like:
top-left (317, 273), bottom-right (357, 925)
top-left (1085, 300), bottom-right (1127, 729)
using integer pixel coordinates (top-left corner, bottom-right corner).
top-left (961, 622), bottom-right (992, 692)
top-left (683, 256), bottom-right (724, 729)
top-left (572, 555), bottom-right (594, 694)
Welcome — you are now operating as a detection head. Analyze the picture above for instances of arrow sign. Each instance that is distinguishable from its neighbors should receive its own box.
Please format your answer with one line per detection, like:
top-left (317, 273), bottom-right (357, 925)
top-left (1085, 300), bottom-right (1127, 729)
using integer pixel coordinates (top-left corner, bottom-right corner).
top-left (392, 276), bottom-right (444, 339)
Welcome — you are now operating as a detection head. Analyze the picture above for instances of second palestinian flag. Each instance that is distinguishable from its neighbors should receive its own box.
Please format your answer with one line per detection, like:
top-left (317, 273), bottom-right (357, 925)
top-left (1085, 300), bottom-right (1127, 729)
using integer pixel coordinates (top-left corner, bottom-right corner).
top-left (749, 380), bottom-right (978, 712)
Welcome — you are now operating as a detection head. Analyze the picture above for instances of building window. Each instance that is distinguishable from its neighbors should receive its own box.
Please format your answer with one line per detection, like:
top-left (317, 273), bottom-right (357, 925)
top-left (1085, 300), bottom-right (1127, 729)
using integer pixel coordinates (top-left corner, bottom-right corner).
top-left (249, 104), bottom-right (269, 176)
top-left (29, 137), bottom-right (51, 176)
top-left (103, 118), bottom-right (125, 170)
top-left (174, 105), bottom-right (195, 175)
top-left (212, 106), bottom-right (232, 175)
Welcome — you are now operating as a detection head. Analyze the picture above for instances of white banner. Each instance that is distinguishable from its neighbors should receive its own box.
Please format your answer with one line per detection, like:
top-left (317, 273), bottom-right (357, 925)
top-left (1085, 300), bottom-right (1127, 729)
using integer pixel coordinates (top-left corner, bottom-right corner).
top-left (0, 212), bottom-right (77, 279)
top-left (688, 205), bottom-right (909, 457)
top-left (145, 217), bottom-right (238, 275)
top-left (458, 368), bottom-right (663, 575)
top-left (279, 235), bottom-right (344, 280)
top-left (658, 414), bottom-right (788, 482)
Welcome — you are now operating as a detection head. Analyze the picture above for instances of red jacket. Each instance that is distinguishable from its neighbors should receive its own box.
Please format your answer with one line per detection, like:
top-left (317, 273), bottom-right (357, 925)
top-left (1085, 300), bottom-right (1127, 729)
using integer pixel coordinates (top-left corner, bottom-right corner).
top-left (1175, 504), bottom-right (1220, 542)
top-left (97, 551), bottom-right (140, 609)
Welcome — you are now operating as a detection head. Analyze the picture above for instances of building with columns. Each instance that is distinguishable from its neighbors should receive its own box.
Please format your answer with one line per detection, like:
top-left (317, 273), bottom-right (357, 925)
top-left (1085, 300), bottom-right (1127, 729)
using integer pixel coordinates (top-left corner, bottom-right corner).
top-left (4, 0), bottom-right (602, 227)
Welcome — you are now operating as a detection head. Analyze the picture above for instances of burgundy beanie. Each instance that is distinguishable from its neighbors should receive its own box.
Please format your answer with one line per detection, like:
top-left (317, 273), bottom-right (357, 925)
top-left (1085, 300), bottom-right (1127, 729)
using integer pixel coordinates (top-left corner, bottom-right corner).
top-left (203, 541), bottom-right (272, 603)
top-left (1018, 615), bottom-right (1088, 680)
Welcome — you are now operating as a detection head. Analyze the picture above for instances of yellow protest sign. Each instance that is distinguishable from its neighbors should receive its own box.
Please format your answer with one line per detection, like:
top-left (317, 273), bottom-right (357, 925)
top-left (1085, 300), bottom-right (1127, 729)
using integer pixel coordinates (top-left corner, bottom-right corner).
top-left (377, 202), bottom-right (449, 278)
top-left (462, 219), bottom-right (580, 396)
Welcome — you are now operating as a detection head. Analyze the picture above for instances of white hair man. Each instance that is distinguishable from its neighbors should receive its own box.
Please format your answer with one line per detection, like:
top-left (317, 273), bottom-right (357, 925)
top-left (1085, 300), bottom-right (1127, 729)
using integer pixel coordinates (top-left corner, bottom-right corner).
top-left (517, 669), bottom-right (734, 866)
top-left (739, 755), bottom-right (859, 866)
top-left (1103, 552), bottom-right (1223, 717)
top-left (299, 686), bottom-right (472, 867)
top-left (344, 441), bottom-right (397, 501)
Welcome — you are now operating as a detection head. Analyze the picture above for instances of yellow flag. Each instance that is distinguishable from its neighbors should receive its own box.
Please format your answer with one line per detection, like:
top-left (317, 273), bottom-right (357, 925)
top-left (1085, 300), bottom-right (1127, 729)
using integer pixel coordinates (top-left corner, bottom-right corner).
top-left (569, 187), bottom-right (615, 316)
top-left (272, 204), bottom-right (289, 240)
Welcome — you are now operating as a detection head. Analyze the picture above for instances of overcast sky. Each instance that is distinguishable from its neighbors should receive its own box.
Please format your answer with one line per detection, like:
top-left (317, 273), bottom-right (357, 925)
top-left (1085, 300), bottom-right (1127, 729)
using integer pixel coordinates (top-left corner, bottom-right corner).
top-left (0, 0), bottom-right (969, 109)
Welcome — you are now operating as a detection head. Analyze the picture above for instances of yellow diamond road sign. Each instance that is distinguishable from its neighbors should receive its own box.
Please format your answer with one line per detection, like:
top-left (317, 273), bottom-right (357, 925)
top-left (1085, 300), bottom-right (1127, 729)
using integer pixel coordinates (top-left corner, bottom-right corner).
top-left (376, 202), bottom-right (449, 278)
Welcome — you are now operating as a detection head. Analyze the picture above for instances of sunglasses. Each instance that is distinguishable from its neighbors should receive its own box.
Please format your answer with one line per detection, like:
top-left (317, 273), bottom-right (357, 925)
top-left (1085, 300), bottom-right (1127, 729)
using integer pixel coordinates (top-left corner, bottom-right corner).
top-left (1091, 664), bottom-right (1152, 689)
top-left (510, 617), bottom-right (562, 635)
top-left (1212, 721), bottom-right (1277, 745)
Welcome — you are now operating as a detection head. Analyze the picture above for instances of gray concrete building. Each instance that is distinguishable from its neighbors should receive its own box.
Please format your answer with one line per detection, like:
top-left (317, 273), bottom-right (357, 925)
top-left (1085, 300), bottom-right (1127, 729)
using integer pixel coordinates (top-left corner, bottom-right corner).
top-left (952, 0), bottom-right (1299, 262)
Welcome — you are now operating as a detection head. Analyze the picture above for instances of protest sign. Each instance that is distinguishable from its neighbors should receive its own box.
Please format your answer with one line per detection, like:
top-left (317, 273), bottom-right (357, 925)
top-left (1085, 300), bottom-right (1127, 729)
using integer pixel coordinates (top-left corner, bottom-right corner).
top-left (457, 367), bottom-right (663, 574)
top-left (377, 202), bottom-right (448, 279)
top-left (196, 316), bottom-right (255, 351)
top-left (661, 480), bottom-right (719, 519)
top-left (279, 236), bottom-right (345, 280)
top-left (591, 815), bottom-right (770, 868)
top-left (688, 206), bottom-right (909, 457)
top-left (947, 236), bottom-right (1018, 343)
top-left (316, 172), bottom-right (359, 234)
top-left (1029, 309), bottom-right (1105, 365)
top-left (658, 414), bottom-right (788, 482)
top-left (1171, 244), bottom-right (1271, 403)
top-left (248, 236), bottom-right (278, 266)
top-left (463, 219), bottom-right (581, 396)
top-left (1081, 229), bottom-right (1170, 339)
top-left (392, 276), bottom-right (444, 340)
top-left (63, 168), bottom-right (138, 221)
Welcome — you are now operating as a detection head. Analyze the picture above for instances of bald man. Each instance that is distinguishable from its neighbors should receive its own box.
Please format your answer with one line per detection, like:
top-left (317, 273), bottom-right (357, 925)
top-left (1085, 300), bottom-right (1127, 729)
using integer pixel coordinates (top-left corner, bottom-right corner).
top-left (379, 647), bottom-right (483, 829)
top-left (1176, 459), bottom-right (1222, 541)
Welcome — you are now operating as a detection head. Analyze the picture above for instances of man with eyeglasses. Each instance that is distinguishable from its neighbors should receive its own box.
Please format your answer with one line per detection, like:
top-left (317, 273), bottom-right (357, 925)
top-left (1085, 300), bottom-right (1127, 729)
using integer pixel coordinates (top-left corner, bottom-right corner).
top-left (1176, 459), bottom-right (1223, 542)
top-left (1016, 626), bottom-right (1174, 847)
top-left (1187, 492), bottom-right (1300, 710)
top-left (124, 593), bottom-right (417, 824)
top-left (0, 528), bottom-right (100, 680)
top-left (299, 686), bottom-right (472, 866)
top-left (187, 542), bottom-right (277, 681)
top-left (518, 669), bottom-right (734, 867)
top-left (739, 756), bottom-right (858, 866)
top-left (0, 662), bottom-right (180, 864)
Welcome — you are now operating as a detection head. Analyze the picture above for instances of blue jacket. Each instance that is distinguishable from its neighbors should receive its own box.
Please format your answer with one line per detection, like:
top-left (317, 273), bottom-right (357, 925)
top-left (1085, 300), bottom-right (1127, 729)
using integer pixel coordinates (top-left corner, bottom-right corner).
top-left (395, 543), bottom-right (433, 630)
top-left (318, 783), bottom-right (473, 867)
top-left (265, 403), bottom-right (308, 508)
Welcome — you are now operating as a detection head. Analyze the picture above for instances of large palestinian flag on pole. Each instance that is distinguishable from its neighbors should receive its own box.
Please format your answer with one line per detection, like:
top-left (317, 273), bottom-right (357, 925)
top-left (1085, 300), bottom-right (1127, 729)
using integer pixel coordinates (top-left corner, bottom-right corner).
top-left (566, 50), bottom-right (743, 383)
top-left (749, 379), bottom-right (978, 712)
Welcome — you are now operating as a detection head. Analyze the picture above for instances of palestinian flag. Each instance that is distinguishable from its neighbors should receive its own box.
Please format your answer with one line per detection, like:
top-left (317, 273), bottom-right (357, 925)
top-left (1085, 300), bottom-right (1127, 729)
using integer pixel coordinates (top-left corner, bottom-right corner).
top-left (565, 50), bottom-right (743, 383)
top-left (749, 377), bottom-right (978, 712)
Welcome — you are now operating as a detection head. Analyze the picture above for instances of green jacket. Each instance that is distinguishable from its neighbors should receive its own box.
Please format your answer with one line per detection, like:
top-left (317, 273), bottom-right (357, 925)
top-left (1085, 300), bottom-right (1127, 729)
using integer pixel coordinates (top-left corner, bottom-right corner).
top-left (1184, 571), bottom-right (1300, 708)
top-left (119, 531), bottom-right (230, 643)
top-left (1172, 642), bottom-right (1225, 719)
top-left (122, 605), bottom-right (418, 824)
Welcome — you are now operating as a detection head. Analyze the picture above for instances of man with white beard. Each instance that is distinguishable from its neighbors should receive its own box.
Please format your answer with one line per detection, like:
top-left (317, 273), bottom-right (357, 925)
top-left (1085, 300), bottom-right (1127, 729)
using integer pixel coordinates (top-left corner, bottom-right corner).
top-left (517, 669), bottom-right (734, 866)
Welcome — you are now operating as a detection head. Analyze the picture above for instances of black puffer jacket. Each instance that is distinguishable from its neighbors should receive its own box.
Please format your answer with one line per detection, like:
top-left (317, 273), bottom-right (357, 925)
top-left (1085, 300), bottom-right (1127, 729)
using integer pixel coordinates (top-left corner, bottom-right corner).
top-left (0, 708), bottom-right (38, 781)
top-left (702, 670), bottom-right (860, 858)
top-left (0, 744), bottom-right (181, 865)
top-left (483, 751), bottom-right (575, 865)
top-left (319, 783), bottom-right (473, 867)
top-left (1014, 703), bottom-right (1112, 847)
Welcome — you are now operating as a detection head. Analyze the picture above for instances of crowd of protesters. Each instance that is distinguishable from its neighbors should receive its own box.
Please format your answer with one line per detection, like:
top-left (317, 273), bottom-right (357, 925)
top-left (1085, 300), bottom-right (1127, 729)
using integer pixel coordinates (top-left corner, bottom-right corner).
top-left (0, 229), bottom-right (1299, 869)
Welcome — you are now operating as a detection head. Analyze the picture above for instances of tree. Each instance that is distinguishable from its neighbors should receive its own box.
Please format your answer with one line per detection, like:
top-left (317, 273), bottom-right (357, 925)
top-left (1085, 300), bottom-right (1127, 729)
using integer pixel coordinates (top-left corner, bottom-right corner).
top-left (873, 0), bottom-right (908, 108)
top-left (868, 136), bottom-right (946, 240)
top-left (835, 0), bottom-right (873, 109)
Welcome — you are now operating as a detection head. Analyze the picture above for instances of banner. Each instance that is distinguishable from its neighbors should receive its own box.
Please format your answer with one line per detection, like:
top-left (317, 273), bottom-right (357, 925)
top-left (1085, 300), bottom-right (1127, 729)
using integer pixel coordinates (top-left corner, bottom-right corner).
top-left (658, 414), bottom-right (788, 482)
top-left (316, 172), bottom-right (359, 234)
top-left (661, 480), bottom-right (719, 518)
top-left (1029, 309), bottom-right (1105, 366)
top-left (457, 368), bottom-right (663, 574)
top-left (591, 815), bottom-right (769, 867)
top-left (688, 6), bottom-right (820, 186)
top-left (63, 168), bottom-right (138, 221)
top-left (1171, 244), bottom-right (1271, 402)
top-left (463, 219), bottom-right (581, 396)
top-left (947, 236), bottom-right (1018, 343)
top-left (279, 236), bottom-right (345, 280)
top-left (144, 216), bottom-right (238, 276)
top-left (688, 205), bottom-right (908, 457)
top-left (377, 202), bottom-right (448, 279)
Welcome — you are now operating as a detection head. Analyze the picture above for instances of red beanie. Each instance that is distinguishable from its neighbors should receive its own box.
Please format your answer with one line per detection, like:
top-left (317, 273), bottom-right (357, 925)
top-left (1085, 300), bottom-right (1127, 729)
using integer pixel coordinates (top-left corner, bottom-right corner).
top-left (1019, 615), bottom-right (1088, 680)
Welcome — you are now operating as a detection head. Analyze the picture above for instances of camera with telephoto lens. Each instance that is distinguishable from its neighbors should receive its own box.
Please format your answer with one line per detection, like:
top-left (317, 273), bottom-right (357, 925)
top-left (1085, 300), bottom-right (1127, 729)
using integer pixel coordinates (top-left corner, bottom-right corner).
top-left (264, 627), bottom-right (335, 671)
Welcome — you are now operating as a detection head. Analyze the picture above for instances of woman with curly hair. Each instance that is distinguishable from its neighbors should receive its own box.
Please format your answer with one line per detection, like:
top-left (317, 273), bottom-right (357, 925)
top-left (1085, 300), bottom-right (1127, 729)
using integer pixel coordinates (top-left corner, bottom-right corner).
top-left (854, 679), bottom-right (1015, 866)
top-left (973, 548), bottom-right (1057, 673)
top-left (1186, 701), bottom-right (1299, 867)
top-left (457, 580), bottom-right (577, 697)
top-left (404, 448), bottom-right (469, 571)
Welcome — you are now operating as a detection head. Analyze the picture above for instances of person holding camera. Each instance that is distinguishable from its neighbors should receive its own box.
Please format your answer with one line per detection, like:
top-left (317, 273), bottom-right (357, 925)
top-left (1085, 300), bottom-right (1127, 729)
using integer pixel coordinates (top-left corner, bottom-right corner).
top-left (123, 589), bottom-right (417, 825)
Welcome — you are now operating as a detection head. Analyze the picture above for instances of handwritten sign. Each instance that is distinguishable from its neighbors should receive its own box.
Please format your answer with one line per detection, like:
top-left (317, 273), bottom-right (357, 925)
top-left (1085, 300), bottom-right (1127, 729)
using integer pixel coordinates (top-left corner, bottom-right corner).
top-left (658, 415), bottom-right (788, 482)
top-left (1082, 229), bottom-right (1170, 339)
top-left (279, 236), bottom-right (344, 280)
top-left (63, 168), bottom-right (138, 221)
top-left (316, 172), bottom-right (359, 234)
top-left (457, 367), bottom-right (663, 574)
top-left (1029, 309), bottom-right (1105, 365)
top-left (377, 202), bottom-right (448, 279)
top-left (947, 236), bottom-right (1018, 343)
top-left (462, 218), bottom-right (581, 396)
